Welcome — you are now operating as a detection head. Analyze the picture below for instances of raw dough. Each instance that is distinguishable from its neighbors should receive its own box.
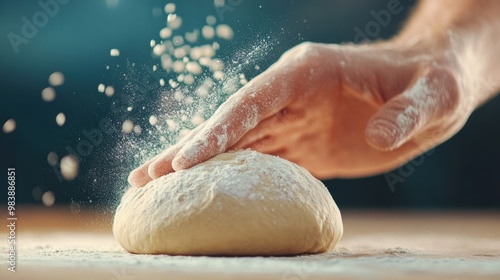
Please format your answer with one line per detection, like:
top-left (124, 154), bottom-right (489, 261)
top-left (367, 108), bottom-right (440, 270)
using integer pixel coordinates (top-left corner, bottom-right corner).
top-left (113, 150), bottom-right (343, 256)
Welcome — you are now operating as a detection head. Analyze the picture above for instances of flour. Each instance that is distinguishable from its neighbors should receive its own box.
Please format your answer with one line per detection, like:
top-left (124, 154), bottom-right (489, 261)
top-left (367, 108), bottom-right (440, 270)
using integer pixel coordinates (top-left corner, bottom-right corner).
top-left (215, 125), bottom-right (228, 153)
top-left (395, 105), bottom-right (419, 135)
top-left (389, 75), bottom-right (442, 145)
top-left (400, 77), bottom-right (430, 123)
top-left (173, 92), bottom-right (260, 169)
top-left (109, 11), bottom-right (275, 171)
top-left (173, 150), bottom-right (297, 200)
top-left (2, 118), bottom-right (16, 134)
top-left (8, 230), bottom-right (500, 279)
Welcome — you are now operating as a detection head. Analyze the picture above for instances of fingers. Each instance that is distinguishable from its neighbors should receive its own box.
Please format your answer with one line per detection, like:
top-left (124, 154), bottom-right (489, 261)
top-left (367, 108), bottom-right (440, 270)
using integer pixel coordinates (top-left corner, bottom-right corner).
top-left (171, 68), bottom-right (300, 171)
top-left (147, 122), bottom-right (207, 180)
top-left (147, 145), bottom-right (182, 179)
top-left (128, 123), bottom-right (206, 187)
top-left (171, 94), bottom-right (261, 171)
top-left (127, 154), bottom-right (162, 188)
top-left (230, 108), bottom-right (298, 150)
top-left (365, 68), bottom-right (459, 151)
top-left (131, 60), bottom-right (302, 183)
top-left (144, 43), bottom-right (339, 173)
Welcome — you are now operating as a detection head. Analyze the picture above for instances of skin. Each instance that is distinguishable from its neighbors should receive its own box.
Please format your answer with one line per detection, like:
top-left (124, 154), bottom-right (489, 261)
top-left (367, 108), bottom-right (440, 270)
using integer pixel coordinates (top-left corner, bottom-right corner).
top-left (129, 0), bottom-right (500, 188)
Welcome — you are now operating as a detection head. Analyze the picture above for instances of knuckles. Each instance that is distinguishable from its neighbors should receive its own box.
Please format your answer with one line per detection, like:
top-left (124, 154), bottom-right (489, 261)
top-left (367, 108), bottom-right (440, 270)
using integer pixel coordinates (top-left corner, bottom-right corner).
top-left (279, 42), bottom-right (324, 66)
top-left (276, 42), bottom-right (342, 86)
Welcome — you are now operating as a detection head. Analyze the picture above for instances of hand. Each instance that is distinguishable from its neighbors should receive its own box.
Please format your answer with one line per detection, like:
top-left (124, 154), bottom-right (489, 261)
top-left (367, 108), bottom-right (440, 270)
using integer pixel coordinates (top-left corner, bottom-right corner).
top-left (129, 41), bottom-right (471, 188)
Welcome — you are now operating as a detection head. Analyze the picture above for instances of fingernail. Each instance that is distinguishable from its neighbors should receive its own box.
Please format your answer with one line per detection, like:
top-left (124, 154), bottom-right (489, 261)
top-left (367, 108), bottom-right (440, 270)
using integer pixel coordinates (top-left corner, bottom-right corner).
top-left (172, 140), bottom-right (204, 171)
top-left (171, 147), bottom-right (190, 171)
top-left (128, 169), bottom-right (151, 188)
top-left (147, 161), bottom-right (160, 179)
top-left (147, 157), bottom-right (172, 179)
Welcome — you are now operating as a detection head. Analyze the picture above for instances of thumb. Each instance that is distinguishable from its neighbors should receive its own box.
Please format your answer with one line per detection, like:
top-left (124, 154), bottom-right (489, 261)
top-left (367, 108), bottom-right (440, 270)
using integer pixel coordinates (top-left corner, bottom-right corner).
top-left (365, 69), bottom-right (459, 151)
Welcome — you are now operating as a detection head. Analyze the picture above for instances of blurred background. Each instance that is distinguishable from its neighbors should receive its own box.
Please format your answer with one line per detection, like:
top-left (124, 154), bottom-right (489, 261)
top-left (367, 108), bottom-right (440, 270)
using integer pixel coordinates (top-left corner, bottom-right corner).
top-left (0, 0), bottom-right (499, 211)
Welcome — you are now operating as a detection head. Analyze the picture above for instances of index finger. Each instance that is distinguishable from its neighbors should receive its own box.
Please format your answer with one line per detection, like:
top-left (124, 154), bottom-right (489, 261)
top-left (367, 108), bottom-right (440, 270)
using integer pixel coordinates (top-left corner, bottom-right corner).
top-left (171, 66), bottom-right (298, 171)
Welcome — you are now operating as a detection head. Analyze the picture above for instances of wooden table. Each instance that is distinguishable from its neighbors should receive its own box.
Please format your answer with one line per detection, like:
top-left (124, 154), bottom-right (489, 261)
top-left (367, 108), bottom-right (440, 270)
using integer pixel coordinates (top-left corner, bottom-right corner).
top-left (1, 206), bottom-right (499, 280)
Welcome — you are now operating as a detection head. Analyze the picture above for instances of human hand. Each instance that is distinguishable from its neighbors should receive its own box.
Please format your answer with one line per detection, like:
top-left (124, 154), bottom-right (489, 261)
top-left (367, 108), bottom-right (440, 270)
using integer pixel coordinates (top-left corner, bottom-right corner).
top-left (129, 41), bottom-right (471, 187)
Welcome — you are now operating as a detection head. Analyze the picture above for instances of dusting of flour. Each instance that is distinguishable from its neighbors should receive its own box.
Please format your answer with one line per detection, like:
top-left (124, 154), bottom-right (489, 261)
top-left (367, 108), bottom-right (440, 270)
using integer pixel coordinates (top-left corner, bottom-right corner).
top-left (113, 149), bottom-right (342, 255)
top-left (171, 149), bottom-right (311, 201)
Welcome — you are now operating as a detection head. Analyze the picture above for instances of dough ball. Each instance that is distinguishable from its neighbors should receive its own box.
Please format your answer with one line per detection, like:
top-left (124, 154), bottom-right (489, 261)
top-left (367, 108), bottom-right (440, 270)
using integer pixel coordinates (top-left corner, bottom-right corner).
top-left (113, 150), bottom-right (343, 256)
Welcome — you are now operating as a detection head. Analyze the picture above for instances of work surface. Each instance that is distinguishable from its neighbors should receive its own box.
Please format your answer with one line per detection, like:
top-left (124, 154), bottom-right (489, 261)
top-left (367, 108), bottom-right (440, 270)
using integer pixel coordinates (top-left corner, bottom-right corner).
top-left (1, 207), bottom-right (499, 280)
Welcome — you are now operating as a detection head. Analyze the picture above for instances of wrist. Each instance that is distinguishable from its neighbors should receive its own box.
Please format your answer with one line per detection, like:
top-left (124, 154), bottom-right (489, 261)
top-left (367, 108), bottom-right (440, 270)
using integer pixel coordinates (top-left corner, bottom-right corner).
top-left (388, 31), bottom-right (496, 111)
top-left (389, 1), bottom-right (500, 109)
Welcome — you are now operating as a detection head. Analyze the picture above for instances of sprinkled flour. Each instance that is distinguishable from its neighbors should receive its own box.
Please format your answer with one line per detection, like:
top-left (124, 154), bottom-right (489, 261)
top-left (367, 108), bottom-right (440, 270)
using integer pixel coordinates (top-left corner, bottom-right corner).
top-left (101, 3), bottom-right (276, 175)
top-left (139, 150), bottom-right (314, 202)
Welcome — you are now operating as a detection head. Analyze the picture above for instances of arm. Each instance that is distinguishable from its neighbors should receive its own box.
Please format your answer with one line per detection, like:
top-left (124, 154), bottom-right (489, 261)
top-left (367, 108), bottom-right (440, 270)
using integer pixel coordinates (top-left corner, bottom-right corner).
top-left (394, 0), bottom-right (500, 107)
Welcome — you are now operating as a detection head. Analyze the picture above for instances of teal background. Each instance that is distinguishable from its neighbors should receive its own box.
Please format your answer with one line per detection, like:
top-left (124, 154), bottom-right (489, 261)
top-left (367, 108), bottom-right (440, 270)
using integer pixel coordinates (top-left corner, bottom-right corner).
top-left (1, 0), bottom-right (499, 209)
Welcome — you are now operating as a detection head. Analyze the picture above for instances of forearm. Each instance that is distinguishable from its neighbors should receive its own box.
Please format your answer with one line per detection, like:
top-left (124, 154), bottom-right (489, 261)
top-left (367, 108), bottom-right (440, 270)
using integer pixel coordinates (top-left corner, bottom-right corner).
top-left (392, 0), bottom-right (500, 107)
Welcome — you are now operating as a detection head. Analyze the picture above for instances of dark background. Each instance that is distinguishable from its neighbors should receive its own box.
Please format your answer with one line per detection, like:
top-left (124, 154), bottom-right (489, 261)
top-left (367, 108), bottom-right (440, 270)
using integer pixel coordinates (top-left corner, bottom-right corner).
top-left (1, 0), bottom-right (499, 210)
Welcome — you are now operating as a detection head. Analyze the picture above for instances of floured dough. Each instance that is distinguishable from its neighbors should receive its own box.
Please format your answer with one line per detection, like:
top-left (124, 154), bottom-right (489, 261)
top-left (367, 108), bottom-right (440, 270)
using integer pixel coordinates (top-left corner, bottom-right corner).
top-left (113, 150), bottom-right (343, 256)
